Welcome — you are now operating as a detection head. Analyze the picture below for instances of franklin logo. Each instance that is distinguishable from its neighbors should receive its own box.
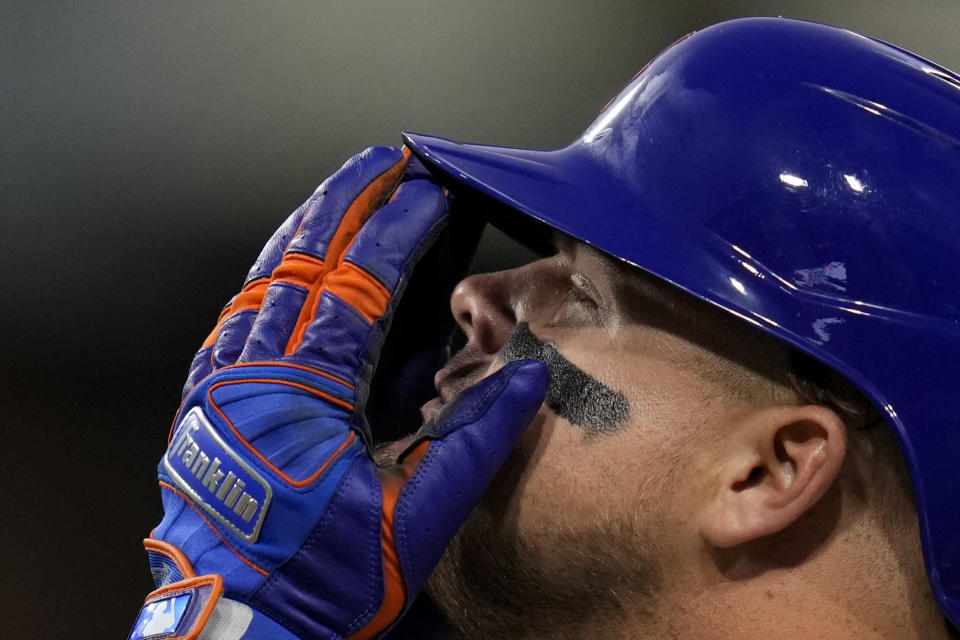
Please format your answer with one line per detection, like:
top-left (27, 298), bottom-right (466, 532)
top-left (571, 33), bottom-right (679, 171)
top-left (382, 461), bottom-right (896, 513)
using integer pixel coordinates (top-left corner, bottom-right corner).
top-left (163, 407), bottom-right (272, 542)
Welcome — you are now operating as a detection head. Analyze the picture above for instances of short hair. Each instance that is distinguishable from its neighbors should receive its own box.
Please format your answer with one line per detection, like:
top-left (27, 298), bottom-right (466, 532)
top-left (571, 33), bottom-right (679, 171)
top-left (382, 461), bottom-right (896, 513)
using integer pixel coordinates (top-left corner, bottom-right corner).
top-left (611, 258), bottom-right (911, 509)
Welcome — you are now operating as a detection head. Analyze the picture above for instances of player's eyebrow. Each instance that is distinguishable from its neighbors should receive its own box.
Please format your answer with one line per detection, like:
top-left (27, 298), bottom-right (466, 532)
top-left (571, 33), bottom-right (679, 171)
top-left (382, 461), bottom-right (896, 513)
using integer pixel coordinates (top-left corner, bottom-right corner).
top-left (546, 231), bottom-right (685, 326)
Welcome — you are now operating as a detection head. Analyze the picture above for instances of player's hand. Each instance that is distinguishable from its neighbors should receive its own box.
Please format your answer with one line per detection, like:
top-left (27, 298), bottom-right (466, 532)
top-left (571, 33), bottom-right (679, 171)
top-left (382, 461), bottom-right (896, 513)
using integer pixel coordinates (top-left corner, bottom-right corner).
top-left (129, 146), bottom-right (549, 640)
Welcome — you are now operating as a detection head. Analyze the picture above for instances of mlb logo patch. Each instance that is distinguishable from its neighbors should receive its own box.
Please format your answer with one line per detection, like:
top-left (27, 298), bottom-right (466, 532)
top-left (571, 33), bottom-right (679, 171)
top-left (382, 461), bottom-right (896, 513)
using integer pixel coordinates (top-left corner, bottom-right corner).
top-left (129, 575), bottom-right (223, 640)
top-left (129, 592), bottom-right (190, 639)
top-left (164, 407), bottom-right (272, 542)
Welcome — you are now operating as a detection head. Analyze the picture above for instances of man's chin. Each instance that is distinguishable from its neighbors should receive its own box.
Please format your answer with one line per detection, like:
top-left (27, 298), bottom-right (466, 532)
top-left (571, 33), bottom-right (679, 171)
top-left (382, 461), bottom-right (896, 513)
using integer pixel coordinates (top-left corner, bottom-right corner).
top-left (426, 451), bottom-right (665, 639)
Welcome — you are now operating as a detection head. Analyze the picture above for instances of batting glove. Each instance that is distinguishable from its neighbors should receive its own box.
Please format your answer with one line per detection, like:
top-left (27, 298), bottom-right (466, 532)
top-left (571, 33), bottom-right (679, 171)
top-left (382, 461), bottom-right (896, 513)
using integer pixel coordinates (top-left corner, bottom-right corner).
top-left (129, 146), bottom-right (548, 640)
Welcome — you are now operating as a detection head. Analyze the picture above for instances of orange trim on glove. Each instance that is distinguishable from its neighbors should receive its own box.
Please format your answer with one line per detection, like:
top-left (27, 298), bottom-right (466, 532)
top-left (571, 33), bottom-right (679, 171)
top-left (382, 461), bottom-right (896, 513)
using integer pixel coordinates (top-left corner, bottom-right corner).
top-left (322, 262), bottom-right (392, 324)
top-left (271, 253), bottom-right (326, 289)
top-left (348, 439), bottom-right (432, 640)
top-left (140, 574), bottom-right (224, 640)
top-left (202, 278), bottom-right (271, 348)
top-left (285, 152), bottom-right (409, 354)
top-left (158, 481), bottom-right (269, 577)
top-left (207, 378), bottom-right (356, 487)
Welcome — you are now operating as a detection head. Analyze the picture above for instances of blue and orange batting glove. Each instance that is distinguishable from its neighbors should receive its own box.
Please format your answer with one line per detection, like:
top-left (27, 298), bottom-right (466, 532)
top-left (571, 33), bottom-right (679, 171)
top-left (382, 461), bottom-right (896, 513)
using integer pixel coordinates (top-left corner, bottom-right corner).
top-left (129, 146), bottom-right (549, 640)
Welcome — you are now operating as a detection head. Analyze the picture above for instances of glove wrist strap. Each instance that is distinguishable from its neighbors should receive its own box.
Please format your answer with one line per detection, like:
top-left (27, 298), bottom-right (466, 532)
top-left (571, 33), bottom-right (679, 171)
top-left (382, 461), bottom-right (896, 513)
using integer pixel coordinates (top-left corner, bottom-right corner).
top-left (130, 575), bottom-right (303, 640)
top-left (129, 574), bottom-right (223, 640)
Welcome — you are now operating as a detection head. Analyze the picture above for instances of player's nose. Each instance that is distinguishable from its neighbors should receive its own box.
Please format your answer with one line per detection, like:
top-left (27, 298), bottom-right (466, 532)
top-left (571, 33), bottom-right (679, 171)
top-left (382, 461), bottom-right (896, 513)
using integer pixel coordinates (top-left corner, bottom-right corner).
top-left (450, 271), bottom-right (518, 355)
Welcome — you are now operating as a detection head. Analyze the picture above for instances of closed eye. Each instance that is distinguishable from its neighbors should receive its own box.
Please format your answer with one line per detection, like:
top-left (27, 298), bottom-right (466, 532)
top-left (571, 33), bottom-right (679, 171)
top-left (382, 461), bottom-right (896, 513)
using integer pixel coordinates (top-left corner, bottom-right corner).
top-left (569, 272), bottom-right (601, 309)
top-left (545, 273), bottom-right (603, 329)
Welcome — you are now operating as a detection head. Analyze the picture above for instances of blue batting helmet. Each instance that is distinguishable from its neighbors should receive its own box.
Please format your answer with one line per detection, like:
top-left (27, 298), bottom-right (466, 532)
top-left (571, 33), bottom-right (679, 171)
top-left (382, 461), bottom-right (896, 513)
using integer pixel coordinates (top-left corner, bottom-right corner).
top-left (403, 16), bottom-right (960, 626)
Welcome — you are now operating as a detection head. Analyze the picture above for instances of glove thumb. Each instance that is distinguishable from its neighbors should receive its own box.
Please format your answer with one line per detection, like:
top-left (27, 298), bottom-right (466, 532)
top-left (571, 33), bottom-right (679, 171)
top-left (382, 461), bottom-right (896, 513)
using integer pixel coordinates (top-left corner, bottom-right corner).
top-left (385, 359), bottom-right (549, 596)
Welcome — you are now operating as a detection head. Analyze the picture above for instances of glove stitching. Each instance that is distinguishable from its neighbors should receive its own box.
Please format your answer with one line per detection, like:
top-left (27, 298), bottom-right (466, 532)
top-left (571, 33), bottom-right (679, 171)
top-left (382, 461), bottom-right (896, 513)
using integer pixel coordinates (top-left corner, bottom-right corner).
top-left (343, 461), bottom-right (385, 635)
top-left (344, 180), bottom-right (450, 295)
top-left (250, 455), bottom-right (379, 639)
top-left (296, 291), bottom-right (369, 382)
top-left (394, 442), bottom-right (436, 580)
top-left (167, 390), bottom-right (342, 570)
top-left (398, 214), bottom-right (449, 277)
top-left (213, 308), bottom-right (259, 368)
top-left (158, 481), bottom-right (269, 577)
top-left (249, 457), bottom-right (360, 639)
top-left (394, 365), bottom-right (520, 583)
top-left (185, 345), bottom-right (214, 400)
top-left (287, 147), bottom-right (401, 262)
top-left (153, 485), bottom-right (188, 545)
top-left (208, 380), bottom-right (354, 486)
top-left (417, 362), bottom-right (515, 444)
top-left (215, 361), bottom-right (355, 393)
top-left (213, 399), bottom-right (358, 492)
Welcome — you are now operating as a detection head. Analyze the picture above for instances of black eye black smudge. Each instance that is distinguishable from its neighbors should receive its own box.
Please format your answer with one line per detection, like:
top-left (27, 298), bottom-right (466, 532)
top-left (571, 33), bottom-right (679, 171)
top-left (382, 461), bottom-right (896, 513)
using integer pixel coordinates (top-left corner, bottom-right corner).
top-left (499, 322), bottom-right (630, 435)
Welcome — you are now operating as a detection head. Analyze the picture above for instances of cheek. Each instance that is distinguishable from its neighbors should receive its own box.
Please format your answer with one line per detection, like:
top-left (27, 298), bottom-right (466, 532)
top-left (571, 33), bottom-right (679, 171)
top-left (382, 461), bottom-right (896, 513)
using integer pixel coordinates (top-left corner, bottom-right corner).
top-left (483, 328), bottom-right (704, 516)
top-left (502, 413), bottom-right (675, 532)
top-left (501, 389), bottom-right (713, 537)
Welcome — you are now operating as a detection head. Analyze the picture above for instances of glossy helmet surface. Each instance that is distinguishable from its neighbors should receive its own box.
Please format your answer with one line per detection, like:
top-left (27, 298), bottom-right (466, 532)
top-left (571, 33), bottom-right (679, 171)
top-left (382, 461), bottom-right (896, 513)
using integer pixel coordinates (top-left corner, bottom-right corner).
top-left (403, 16), bottom-right (960, 625)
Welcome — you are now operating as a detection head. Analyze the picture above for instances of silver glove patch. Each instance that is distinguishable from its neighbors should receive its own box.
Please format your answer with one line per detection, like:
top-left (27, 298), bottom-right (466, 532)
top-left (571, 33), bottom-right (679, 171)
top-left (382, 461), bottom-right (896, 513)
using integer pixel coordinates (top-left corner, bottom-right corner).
top-left (163, 407), bottom-right (272, 542)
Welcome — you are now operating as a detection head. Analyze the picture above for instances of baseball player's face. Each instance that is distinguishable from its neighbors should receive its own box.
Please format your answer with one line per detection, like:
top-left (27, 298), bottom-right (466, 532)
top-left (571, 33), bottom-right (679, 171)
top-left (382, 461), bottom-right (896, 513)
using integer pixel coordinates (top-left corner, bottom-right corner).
top-left (425, 235), bottom-right (749, 630)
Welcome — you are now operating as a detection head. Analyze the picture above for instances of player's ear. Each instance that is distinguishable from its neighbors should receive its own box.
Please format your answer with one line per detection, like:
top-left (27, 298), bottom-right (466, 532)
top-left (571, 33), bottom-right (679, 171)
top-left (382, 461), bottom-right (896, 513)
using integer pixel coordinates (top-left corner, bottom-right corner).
top-left (699, 404), bottom-right (846, 548)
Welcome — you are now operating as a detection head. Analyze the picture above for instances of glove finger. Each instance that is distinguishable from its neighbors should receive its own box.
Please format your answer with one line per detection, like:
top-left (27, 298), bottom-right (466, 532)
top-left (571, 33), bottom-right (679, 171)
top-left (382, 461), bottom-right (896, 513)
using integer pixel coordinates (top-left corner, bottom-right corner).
top-left (245, 199), bottom-right (315, 284)
top-left (182, 204), bottom-right (309, 397)
top-left (237, 280), bottom-right (310, 363)
top-left (205, 207), bottom-right (307, 350)
top-left (237, 147), bottom-right (408, 363)
top-left (183, 148), bottom-right (405, 395)
top-left (182, 343), bottom-right (218, 400)
top-left (285, 146), bottom-right (406, 265)
top-left (365, 360), bottom-right (549, 629)
top-left (290, 179), bottom-right (449, 381)
top-left (211, 308), bottom-right (260, 367)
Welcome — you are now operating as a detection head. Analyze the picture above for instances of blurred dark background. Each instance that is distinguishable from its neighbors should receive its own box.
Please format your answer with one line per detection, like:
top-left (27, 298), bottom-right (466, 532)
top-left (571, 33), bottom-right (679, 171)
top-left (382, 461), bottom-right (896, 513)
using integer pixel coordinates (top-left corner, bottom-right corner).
top-left (5, 1), bottom-right (960, 637)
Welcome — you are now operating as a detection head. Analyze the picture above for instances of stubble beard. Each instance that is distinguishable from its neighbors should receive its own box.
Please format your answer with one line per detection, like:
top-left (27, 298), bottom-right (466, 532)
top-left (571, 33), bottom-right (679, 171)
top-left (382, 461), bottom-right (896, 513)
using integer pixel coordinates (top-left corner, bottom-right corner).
top-left (426, 441), bottom-right (667, 640)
